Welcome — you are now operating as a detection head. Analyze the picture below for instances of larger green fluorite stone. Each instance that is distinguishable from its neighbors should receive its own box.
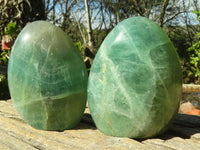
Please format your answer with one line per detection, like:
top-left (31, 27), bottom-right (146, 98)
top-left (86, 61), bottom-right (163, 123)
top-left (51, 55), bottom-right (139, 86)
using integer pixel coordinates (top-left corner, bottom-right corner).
top-left (8, 21), bottom-right (88, 130)
top-left (87, 17), bottom-right (182, 138)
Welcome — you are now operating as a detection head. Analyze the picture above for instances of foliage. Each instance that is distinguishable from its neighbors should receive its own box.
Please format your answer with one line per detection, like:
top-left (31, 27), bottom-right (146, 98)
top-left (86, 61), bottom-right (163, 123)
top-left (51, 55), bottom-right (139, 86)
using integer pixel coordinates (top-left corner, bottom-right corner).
top-left (74, 41), bottom-right (82, 51)
top-left (0, 74), bottom-right (10, 100)
top-left (0, 50), bottom-right (10, 65)
top-left (4, 22), bottom-right (21, 39)
top-left (0, 0), bottom-right (45, 37)
top-left (93, 28), bottom-right (110, 49)
top-left (162, 24), bottom-right (200, 84)
top-left (74, 41), bottom-right (84, 56)
top-left (165, 26), bottom-right (191, 60)
top-left (194, 10), bottom-right (200, 21)
top-left (0, 0), bottom-right (199, 84)
top-left (0, 22), bottom-right (21, 65)
top-left (186, 11), bottom-right (200, 84)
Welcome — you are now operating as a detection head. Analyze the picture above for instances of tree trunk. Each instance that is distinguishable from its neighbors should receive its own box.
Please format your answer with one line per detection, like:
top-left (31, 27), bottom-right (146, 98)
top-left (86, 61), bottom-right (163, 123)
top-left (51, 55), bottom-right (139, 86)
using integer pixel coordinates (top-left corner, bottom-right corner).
top-left (84, 0), bottom-right (96, 55)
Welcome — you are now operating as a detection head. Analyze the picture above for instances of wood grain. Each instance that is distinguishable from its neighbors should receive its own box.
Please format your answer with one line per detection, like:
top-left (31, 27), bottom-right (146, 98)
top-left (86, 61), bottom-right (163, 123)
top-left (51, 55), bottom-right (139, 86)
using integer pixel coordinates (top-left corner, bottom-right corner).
top-left (0, 99), bottom-right (200, 150)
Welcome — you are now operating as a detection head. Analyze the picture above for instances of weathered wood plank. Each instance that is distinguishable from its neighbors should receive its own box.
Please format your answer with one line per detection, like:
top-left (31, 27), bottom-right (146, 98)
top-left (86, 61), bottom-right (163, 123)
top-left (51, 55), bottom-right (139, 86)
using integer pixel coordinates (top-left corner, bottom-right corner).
top-left (0, 129), bottom-right (37, 150)
top-left (143, 137), bottom-right (200, 150)
top-left (0, 100), bottom-right (151, 150)
top-left (0, 99), bottom-right (200, 150)
top-left (182, 84), bottom-right (200, 92)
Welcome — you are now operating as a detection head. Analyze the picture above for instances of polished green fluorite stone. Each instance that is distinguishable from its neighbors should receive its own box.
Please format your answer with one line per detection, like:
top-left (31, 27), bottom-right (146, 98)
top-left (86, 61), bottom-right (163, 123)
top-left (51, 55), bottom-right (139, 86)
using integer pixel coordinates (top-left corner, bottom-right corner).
top-left (87, 17), bottom-right (182, 138)
top-left (8, 21), bottom-right (88, 130)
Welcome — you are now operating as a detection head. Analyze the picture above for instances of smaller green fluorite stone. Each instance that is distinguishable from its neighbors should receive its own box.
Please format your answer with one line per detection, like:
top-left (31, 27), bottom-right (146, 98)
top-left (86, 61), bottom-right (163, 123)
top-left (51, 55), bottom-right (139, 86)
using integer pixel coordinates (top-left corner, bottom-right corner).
top-left (8, 21), bottom-right (88, 130)
top-left (87, 17), bottom-right (182, 138)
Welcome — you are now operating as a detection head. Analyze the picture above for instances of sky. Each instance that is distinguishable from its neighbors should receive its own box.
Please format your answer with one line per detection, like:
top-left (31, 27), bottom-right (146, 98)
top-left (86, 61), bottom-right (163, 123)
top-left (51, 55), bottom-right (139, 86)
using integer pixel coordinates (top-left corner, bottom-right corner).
top-left (45, 0), bottom-right (200, 28)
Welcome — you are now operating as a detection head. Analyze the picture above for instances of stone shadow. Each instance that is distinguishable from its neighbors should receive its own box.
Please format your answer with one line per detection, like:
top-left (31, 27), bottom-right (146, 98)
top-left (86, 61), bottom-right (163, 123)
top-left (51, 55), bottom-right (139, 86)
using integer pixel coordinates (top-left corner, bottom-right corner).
top-left (73, 113), bottom-right (97, 130)
top-left (137, 113), bottom-right (200, 142)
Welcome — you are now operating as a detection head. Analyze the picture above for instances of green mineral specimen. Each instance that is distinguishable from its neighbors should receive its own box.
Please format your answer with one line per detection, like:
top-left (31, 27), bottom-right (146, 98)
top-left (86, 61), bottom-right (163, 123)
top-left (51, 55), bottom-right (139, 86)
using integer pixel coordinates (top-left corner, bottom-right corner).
top-left (8, 21), bottom-right (88, 130)
top-left (87, 17), bottom-right (182, 138)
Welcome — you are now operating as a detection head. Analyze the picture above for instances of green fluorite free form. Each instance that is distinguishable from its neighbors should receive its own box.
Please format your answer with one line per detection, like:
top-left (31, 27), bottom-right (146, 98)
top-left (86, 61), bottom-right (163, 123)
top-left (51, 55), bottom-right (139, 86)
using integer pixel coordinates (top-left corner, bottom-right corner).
top-left (87, 17), bottom-right (182, 138)
top-left (8, 21), bottom-right (88, 130)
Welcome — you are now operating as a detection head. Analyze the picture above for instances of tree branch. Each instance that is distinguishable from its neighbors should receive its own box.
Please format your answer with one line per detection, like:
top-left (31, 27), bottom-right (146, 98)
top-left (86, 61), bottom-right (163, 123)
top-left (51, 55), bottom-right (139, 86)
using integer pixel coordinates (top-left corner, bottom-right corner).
top-left (158, 0), bottom-right (169, 27)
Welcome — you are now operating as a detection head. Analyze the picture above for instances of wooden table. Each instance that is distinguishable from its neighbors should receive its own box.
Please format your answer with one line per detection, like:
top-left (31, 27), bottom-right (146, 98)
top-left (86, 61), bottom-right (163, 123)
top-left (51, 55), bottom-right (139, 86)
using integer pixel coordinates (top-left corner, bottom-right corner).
top-left (0, 99), bottom-right (200, 150)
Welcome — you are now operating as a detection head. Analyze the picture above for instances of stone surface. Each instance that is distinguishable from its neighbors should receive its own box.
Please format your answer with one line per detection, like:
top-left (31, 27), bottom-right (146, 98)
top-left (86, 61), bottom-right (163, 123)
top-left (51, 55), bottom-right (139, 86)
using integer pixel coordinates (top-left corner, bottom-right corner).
top-left (187, 109), bottom-right (200, 115)
top-left (8, 21), bottom-right (88, 130)
top-left (179, 102), bottom-right (195, 113)
top-left (87, 17), bottom-right (182, 138)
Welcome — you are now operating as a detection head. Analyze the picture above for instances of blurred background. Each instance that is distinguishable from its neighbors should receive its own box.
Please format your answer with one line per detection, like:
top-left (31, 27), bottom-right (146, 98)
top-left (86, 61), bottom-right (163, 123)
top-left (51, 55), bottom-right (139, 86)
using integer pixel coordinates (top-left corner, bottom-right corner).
top-left (0, 0), bottom-right (200, 100)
